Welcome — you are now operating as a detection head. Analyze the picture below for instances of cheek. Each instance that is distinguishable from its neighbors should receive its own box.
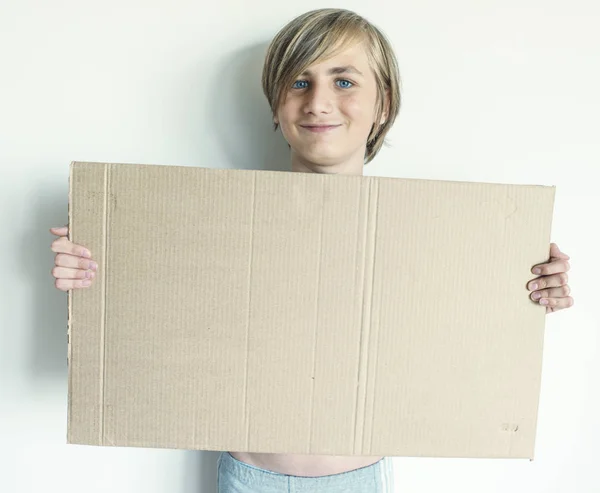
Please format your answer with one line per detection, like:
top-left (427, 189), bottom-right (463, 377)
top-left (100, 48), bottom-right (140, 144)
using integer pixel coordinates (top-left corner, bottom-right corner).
top-left (276, 102), bottom-right (296, 130)
top-left (275, 105), bottom-right (300, 146)
top-left (340, 94), bottom-right (377, 132)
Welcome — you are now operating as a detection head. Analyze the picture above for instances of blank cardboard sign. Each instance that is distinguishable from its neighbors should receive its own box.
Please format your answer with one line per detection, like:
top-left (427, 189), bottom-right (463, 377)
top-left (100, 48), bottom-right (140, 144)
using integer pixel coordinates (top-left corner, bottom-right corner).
top-left (67, 161), bottom-right (554, 458)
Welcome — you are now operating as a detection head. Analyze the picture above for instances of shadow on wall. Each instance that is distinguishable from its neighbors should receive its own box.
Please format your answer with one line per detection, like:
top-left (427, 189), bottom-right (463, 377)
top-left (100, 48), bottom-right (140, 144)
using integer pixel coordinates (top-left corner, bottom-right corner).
top-left (207, 41), bottom-right (291, 172)
top-left (182, 450), bottom-right (220, 493)
top-left (28, 184), bottom-right (70, 381)
top-left (28, 41), bottom-right (290, 493)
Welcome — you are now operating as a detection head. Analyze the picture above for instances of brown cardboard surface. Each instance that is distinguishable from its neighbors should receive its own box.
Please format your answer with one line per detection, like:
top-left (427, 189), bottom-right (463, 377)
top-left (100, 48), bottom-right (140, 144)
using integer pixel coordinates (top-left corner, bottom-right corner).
top-left (67, 161), bottom-right (555, 458)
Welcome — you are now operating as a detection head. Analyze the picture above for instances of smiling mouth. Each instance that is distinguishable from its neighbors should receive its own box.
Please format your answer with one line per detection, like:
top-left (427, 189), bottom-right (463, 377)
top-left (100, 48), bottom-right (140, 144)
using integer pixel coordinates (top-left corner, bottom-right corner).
top-left (300, 125), bottom-right (341, 133)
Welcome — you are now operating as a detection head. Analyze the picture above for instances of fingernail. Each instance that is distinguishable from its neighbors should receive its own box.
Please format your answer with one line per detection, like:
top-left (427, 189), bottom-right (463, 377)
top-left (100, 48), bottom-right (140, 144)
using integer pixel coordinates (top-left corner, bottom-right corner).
top-left (530, 283), bottom-right (538, 291)
top-left (532, 292), bottom-right (541, 300)
top-left (82, 249), bottom-right (92, 258)
top-left (540, 299), bottom-right (549, 305)
top-left (82, 280), bottom-right (91, 287)
top-left (90, 261), bottom-right (98, 271)
top-left (85, 270), bottom-right (92, 279)
top-left (533, 268), bottom-right (542, 274)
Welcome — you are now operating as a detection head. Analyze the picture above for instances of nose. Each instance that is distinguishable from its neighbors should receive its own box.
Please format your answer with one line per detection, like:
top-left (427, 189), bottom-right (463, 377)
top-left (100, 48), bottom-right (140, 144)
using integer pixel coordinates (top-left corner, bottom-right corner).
top-left (303, 81), bottom-right (333, 115)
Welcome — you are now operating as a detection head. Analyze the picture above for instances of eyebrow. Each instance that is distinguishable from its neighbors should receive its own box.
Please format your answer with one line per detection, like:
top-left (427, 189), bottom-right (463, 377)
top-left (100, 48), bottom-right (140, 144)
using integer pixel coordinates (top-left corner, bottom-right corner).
top-left (300, 65), bottom-right (364, 77)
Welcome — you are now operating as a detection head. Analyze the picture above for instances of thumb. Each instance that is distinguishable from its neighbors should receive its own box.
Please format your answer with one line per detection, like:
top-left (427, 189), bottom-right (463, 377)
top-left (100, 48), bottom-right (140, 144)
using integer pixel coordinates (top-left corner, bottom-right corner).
top-left (550, 242), bottom-right (570, 260)
top-left (50, 225), bottom-right (68, 237)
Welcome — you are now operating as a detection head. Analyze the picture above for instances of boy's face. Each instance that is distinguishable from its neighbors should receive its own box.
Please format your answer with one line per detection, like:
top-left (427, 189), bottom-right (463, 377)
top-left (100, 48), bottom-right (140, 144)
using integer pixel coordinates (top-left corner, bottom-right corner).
top-left (274, 42), bottom-right (385, 171)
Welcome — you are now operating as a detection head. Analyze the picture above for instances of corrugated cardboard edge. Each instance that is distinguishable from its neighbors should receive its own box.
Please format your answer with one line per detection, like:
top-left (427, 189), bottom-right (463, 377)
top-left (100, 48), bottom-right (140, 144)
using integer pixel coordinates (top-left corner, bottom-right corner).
top-left (532, 184), bottom-right (556, 461)
top-left (530, 184), bottom-right (555, 461)
top-left (67, 162), bottom-right (73, 438)
top-left (67, 161), bottom-right (112, 446)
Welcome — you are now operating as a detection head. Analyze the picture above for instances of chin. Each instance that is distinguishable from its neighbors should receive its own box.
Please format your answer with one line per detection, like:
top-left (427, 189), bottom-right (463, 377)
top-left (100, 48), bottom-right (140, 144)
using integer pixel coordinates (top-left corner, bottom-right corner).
top-left (310, 157), bottom-right (341, 168)
top-left (298, 149), bottom-right (343, 168)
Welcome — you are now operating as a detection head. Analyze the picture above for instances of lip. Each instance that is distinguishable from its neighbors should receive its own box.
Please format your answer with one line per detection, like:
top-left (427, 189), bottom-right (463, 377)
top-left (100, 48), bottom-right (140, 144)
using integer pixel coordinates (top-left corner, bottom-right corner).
top-left (300, 124), bottom-right (341, 133)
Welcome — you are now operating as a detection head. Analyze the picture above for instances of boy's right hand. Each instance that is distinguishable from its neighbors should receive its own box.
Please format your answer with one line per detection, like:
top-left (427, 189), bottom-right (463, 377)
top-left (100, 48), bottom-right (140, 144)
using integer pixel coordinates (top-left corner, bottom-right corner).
top-left (50, 226), bottom-right (98, 291)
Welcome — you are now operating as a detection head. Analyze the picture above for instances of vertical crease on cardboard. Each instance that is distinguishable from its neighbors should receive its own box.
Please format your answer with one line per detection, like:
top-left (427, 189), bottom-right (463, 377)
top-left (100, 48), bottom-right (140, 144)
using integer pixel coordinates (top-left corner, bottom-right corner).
top-left (367, 181), bottom-right (381, 456)
top-left (307, 179), bottom-right (326, 454)
top-left (350, 180), bottom-right (364, 452)
top-left (353, 178), bottom-right (378, 454)
top-left (99, 163), bottom-right (111, 445)
top-left (243, 172), bottom-right (257, 451)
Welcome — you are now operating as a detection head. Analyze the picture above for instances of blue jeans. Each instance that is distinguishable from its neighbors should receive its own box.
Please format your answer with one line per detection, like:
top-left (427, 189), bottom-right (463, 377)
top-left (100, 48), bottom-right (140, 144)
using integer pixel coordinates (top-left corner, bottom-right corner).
top-left (217, 452), bottom-right (395, 492)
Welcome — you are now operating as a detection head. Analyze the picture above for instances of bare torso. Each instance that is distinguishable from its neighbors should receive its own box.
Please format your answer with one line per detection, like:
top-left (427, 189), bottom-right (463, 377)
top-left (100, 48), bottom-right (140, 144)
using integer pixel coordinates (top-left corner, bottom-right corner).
top-left (228, 452), bottom-right (383, 477)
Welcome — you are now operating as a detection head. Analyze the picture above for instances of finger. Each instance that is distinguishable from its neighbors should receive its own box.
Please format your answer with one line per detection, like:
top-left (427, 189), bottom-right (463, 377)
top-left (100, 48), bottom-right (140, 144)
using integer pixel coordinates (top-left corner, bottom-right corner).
top-left (52, 266), bottom-right (96, 280)
top-left (528, 273), bottom-right (568, 291)
top-left (530, 284), bottom-right (571, 302)
top-left (531, 259), bottom-right (570, 276)
top-left (51, 236), bottom-right (92, 258)
top-left (50, 226), bottom-right (69, 237)
top-left (54, 253), bottom-right (98, 270)
top-left (539, 296), bottom-right (575, 313)
top-left (55, 278), bottom-right (93, 292)
top-left (550, 242), bottom-right (570, 260)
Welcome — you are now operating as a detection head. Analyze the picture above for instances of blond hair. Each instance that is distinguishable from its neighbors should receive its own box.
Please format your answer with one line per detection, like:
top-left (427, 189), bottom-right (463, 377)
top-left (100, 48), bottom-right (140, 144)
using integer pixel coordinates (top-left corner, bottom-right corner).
top-left (262, 8), bottom-right (401, 164)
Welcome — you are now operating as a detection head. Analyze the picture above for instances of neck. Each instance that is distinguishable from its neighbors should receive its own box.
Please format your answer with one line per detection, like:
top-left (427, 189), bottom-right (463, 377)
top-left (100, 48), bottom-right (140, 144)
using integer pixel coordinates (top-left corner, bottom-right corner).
top-left (290, 148), bottom-right (366, 176)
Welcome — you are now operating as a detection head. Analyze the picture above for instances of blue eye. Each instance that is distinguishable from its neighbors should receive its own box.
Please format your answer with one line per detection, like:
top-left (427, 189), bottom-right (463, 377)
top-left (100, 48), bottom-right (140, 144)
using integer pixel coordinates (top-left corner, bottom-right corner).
top-left (336, 79), bottom-right (353, 88)
top-left (292, 80), bottom-right (308, 89)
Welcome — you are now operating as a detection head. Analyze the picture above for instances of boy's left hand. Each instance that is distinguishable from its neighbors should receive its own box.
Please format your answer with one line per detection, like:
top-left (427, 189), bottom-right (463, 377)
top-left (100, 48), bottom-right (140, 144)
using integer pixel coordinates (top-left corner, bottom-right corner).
top-left (528, 243), bottom-right (574, 313)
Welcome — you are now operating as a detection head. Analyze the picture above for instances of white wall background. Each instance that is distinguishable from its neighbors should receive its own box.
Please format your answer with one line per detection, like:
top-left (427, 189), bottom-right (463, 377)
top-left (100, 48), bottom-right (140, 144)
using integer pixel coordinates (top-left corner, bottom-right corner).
top-left (1, 0), bottom-right (598, 492)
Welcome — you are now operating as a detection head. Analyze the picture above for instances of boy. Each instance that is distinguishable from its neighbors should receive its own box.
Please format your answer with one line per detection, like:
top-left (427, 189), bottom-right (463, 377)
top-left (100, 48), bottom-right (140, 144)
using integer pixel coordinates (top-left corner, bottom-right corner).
top-left (50, 8), bottom-right (573, 492)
